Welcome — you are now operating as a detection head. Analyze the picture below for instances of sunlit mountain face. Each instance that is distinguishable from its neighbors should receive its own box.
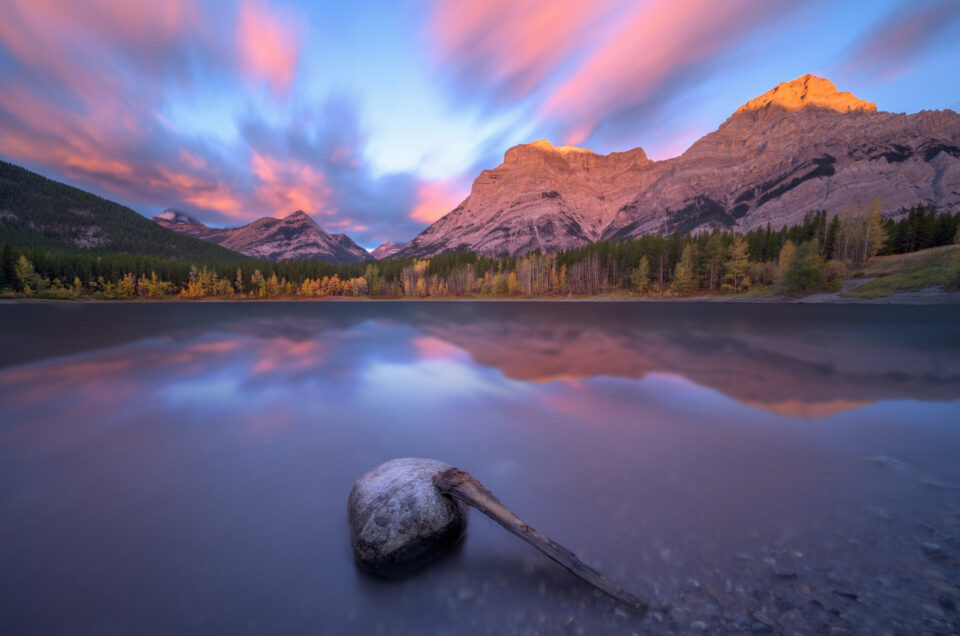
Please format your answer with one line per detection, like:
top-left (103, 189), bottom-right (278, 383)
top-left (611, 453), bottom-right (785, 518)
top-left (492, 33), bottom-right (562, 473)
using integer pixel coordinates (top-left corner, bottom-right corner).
top-left (1, 1), bottom-right (958, 249)
top-left (1, 302), bottom-right (959, 634)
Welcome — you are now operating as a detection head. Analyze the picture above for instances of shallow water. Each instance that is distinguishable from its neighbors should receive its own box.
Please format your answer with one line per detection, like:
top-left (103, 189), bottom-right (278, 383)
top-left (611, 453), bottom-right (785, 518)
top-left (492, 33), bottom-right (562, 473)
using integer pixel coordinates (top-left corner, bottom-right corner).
top-left (1, 301), bottom-right (959, 635)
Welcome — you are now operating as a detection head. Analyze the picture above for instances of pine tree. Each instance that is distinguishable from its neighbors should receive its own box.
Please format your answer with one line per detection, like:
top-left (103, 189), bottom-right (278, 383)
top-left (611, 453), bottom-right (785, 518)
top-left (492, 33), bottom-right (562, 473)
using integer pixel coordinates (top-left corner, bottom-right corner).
top-left (2, 243), bottom-right (16, 290)
top-left (781, 240), bottom-right (827, 295)
top-left (703, 233), bottom-right (725, 293)
top-left (507, 271), bottom-right (520, 295)
top-left (724, 236), bottom-right (749, 292)
top-left (15, 254), bottom-right (36, 292)
top-left (777, 240), bottom-right (796, 278)
top-left (235, 267), bottom-right (244, 295)
top-left (629, 255), bottom-right (651, 294)
top-left (671, 243), bottom-right (699, 295)
top-left (860, 199), bottom-right (887, 265)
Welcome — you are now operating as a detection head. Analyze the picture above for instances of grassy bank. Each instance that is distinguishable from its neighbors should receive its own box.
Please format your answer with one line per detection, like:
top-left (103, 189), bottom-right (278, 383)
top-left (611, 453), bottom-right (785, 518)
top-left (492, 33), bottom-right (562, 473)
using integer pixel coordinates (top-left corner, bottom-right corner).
top-left (843, 245), bottom-right (960, 298)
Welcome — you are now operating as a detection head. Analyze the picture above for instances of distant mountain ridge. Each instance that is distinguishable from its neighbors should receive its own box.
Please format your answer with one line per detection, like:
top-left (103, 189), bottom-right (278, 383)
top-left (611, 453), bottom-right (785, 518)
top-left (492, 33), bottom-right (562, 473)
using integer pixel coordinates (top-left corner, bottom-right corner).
top-left (154, 210), bottom-right (372, 264)
top-left (0, 160), bottom-right (245, 261)
top-left (371, 241), bottom-right (403, 260)
top-left (396, 74), bottom-right (960, 258)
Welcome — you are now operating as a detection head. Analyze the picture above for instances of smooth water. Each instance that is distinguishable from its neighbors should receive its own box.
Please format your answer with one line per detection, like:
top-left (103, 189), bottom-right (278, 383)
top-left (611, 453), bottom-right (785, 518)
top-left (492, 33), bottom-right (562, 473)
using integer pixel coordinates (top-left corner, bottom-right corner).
top-left (1, 302), bottom-right (959, 635)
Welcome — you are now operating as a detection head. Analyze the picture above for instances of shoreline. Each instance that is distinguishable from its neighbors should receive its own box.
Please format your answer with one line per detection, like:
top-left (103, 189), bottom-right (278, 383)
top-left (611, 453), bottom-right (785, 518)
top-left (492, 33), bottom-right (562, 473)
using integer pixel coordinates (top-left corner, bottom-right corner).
top-left (3, 286), bottom-right (959, 305)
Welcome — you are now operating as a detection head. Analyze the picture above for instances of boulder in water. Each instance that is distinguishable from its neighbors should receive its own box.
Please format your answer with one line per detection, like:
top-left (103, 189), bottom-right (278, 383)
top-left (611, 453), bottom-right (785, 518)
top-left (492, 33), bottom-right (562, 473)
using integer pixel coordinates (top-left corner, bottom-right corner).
top-left (348, 458), bottom-right (468, 576)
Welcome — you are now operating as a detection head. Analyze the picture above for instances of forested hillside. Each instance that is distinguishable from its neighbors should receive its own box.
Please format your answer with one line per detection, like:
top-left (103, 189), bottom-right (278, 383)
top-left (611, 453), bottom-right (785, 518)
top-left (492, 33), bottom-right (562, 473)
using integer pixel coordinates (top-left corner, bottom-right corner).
top-left (0, 160), bottom-right (245, 261)
top-left (3, 200), bottom-right (957, 299)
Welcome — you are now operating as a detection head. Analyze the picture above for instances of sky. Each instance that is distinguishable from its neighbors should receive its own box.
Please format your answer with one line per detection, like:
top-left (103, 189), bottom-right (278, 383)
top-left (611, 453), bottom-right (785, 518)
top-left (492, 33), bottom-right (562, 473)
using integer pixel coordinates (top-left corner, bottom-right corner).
top-left (1, 0), bottom-right (959, 249)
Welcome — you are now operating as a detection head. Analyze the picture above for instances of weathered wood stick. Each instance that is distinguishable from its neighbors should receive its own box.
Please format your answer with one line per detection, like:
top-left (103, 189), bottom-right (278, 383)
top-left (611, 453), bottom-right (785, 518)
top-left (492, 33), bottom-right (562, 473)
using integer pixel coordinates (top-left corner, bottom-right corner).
top-left (434, 467), bottom-right (646, 613)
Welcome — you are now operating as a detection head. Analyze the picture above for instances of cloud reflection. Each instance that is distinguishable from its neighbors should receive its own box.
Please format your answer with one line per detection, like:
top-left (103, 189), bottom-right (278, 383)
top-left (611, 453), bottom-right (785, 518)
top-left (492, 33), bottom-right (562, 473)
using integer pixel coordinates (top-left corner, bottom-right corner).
top-left (2, 305), bottom-right (959, 424)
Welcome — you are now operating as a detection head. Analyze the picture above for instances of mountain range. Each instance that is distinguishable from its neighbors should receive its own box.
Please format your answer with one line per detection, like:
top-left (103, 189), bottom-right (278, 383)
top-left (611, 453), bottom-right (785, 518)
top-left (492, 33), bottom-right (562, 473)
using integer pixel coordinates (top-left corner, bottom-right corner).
top-left (153, 209), bottom-right (373, 264)
top-left (4, 75), bottom-right (958, 265)
top-left (395, 74), bottom-right (960, 258)
top-left (0, 160), bottom-right (244, 261)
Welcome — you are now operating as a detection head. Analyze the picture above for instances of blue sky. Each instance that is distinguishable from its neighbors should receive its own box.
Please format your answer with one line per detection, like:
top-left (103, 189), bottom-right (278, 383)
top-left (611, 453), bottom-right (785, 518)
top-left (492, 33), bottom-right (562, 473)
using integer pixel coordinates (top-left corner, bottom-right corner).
top-left (1, 0), bottom-right (959, 249)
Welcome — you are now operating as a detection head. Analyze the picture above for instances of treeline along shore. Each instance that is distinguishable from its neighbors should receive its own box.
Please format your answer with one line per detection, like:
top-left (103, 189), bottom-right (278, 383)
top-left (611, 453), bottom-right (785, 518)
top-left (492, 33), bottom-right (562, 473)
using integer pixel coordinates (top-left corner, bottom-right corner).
top-left (2, 202), bottom-right (958, 301)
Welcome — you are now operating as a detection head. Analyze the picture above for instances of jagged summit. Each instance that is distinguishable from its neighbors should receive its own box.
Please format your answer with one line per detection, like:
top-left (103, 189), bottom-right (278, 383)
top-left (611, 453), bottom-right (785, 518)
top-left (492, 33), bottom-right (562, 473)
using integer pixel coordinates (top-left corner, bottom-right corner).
top-left (371, 241), bottom-right (404, 260)
top-left (527, 139), bottom-right (594, 154)
top-left (503, 138), bottom-right (649, 170)
top-left (503, 139), bottom-right (596, 165)
top-left (285, 210), bottom-right (314, 221)
top-left (154, 209), bottom-right (372, 264)
top-left (734, 74), bottom-right (877, 116)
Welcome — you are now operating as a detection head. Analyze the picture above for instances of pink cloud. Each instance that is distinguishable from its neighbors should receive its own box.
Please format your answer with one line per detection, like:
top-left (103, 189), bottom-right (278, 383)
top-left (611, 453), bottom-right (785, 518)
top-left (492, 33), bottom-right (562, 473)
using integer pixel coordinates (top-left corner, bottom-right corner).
top-left (428, 0), bottom-right (624, 98)
top-left (426, 0), bottom-right (787, 147)
top-left (153, 168), bottom-right (248, 217)
top-left (0, 1), bottom-right (333, 225)
top-left (250, 151), bottom-right (334, 216)
top-left (540, 0), bottom-right (780, 144)
top-left (236, 0), bottom-right (301, 94)
top-left (0, 1), bottom-right (422, 242)
top-left (409, 179), bottom-right (469, 223)
top-left (178, 149), bottom-right (208, 171)
top-left (843, 0), bottom-right (960, 81)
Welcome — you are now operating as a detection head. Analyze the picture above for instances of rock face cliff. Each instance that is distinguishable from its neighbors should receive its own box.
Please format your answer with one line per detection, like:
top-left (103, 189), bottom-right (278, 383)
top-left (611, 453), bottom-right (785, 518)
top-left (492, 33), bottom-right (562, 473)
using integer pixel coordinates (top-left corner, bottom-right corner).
top-left (154, 210), bottom-right (372, 264)
top-left (396, 75), bottom-right (960, 258)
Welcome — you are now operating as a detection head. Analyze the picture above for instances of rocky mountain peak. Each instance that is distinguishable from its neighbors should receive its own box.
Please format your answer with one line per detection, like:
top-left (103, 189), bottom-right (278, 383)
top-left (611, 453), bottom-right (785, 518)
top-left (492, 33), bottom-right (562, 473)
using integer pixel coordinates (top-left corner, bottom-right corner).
top-left (733, 74), bottom-right (877, 117)
top-left (371, 241), bottom-right (404, 260)
top-left (154, 209), bottom-right (371, 264)
top-left (503, 139), bottom-right (597, 165)
top-left (285, 210), bottom-right (315, 224)
top-left (332, 233), bottom-right (373, 262)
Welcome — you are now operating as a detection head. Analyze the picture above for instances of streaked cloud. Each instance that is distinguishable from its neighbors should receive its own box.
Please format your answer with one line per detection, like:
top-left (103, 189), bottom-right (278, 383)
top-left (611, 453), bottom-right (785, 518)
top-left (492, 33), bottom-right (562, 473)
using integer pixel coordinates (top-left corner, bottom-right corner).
top-left (540, 0), bottom-right (787, 145)
top-left (410, 179), bottom-right (470, 223)
top-left (250, 151), bottom-right (333, 216)
top-left (426, 0), bottom-right (792, 149)
top-left (427, 0), bottom-right (624, 101)
top-left (0, 0), bottom-right (957, 246)
top-left (0, 0), bottom-right (422, 242)
top-left (843, 0), bottom-right (960, 81)
top-left (236, 0), bottom-right (301, 93)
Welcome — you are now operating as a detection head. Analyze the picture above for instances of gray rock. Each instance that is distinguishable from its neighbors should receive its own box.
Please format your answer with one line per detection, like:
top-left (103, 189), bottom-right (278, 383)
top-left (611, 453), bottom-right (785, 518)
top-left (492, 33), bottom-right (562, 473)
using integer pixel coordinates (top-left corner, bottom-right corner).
top-left (921, 542), bottom-right (945, 559)
top-left (752, 611), bottom-right (775, 627)
top-left (348, 458), bottom-right (468, 576)
top-left (771, 564), bottom-right (798, 579)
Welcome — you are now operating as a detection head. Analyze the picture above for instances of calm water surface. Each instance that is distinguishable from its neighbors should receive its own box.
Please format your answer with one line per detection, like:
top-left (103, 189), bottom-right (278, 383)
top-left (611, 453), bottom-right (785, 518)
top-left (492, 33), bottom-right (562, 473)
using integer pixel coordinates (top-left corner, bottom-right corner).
top-left (1, 302), bottom-right (959, 635)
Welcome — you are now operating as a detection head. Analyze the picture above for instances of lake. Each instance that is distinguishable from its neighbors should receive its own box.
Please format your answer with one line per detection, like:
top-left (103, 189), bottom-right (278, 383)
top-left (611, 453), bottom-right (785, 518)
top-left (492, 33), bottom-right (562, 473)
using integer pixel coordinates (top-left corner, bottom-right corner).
top-left (1, 301), bottom-right (959, 635)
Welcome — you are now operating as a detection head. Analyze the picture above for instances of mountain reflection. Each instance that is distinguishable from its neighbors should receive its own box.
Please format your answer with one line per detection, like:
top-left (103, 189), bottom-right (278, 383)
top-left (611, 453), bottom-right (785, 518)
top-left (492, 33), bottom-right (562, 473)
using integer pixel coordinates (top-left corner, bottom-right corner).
top-left (410, 309), bottom-right (960, 417)
top-left (1, 303), bottom-right (957, 418)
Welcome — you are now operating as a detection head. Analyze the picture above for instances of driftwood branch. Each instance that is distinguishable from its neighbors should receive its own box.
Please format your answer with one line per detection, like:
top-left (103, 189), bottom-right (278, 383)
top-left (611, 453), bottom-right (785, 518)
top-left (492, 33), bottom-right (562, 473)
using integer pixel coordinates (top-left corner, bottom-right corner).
top-left (434, 467), bottom-right (646, 613)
